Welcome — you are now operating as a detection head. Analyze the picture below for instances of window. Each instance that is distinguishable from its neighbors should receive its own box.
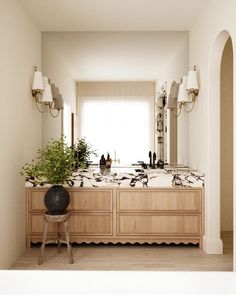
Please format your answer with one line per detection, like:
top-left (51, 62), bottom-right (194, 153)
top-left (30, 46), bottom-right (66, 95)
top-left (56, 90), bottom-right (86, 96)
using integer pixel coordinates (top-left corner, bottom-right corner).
top-left (78, 82), bottom-right (155, 164)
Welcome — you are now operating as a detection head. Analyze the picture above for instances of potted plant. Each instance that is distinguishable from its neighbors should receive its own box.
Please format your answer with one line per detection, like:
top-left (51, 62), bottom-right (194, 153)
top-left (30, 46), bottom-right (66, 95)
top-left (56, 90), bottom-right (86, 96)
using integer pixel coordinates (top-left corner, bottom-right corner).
top-left (21, 137), bottom-right (76, 214)
top-left (73, 137), bottom-right (97, 170)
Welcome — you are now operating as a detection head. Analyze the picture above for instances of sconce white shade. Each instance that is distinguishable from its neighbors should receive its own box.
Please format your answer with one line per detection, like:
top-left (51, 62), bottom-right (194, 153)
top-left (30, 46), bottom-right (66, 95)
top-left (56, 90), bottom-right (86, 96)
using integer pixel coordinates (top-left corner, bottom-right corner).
top-left (41, 77), bottom-right (53, 103)
top-left (167, 81), bottom-right (179, 109)
top-left (178, 76), bottom-right (189, 102)
top-left (186, 68), bottom-right (198, 91)
top-left (32, 69), bottom-right (44, 91)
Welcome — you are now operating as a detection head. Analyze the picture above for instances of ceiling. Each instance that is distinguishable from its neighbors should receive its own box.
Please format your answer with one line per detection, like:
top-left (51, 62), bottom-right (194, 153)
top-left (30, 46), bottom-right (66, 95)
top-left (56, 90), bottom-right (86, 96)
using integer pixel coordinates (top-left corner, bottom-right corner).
top-left (20, 0), bottom-right (210, 31)
top-left (42, 32), bottom-right (189, 81)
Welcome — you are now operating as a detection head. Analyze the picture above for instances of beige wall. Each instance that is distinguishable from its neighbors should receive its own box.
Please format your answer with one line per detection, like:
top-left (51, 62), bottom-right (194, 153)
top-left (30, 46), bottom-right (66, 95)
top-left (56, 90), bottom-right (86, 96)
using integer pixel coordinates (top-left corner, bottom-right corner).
top-left (0, 0), bottom-right (41, 268)
top-left (220, 38), bottom-right (233, 231)
top-left (42, 34), bottom-right (77, 145)
top-left (189, 0), bottom-right (236, 261)
top-left (189, 0), bottom-right (236, 171)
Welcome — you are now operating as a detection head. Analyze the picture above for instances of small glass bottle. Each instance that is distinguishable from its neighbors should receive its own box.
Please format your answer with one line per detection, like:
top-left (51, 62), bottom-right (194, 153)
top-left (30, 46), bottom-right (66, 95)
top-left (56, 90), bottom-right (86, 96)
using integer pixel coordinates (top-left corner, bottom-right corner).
top-left (106, 153), bottom-right (112, 169)
top-left (99, 154), bottom-right (106, 168)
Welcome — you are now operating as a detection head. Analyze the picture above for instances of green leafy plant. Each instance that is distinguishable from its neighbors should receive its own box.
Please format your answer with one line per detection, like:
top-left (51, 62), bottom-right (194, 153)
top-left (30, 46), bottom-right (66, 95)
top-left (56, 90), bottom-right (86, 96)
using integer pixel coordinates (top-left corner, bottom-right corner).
top-left (73, 138), bottom-right (97, 169)
top-left (21, 137), bottom-right (75, 186)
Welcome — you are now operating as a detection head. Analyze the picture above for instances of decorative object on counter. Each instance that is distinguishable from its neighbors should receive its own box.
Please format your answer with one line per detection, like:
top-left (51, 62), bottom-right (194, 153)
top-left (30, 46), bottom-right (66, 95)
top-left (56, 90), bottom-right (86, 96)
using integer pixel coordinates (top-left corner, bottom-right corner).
top-left (152, 152), bottom-right (156, 168)
top-left (99, 154), bottom-right (106, 174)
top-left (157, 159), bottom-right (165, 169)
top-left (135, 169), bottom-right (144, 173)
top-left (148, 151), bottom-right (152, 167)
top-left (138, 161), bottom-right (147, 169)
top-left (73, 137), bottom-right (97, 170)
top-left (20, 136), bottom-right (75, 214)
top-left (99, 154), bottom-right (106, 167)
top-left (106, 153), bottom-right (112, 169)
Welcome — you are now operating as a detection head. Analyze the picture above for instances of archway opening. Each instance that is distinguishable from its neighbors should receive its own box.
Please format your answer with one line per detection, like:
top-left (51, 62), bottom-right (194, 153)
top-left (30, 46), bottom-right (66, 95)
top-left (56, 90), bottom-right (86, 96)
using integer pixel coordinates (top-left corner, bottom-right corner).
top-left (205, 30), bottom-right (234, 256)
top-left (220, 37), bottom-right (233, 252)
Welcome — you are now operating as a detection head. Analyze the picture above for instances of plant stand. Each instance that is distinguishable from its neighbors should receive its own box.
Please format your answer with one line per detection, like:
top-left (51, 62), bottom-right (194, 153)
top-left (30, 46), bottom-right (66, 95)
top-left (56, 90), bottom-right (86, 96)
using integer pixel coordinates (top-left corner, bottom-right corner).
top-left (38, 211), bottom-right (73, 265)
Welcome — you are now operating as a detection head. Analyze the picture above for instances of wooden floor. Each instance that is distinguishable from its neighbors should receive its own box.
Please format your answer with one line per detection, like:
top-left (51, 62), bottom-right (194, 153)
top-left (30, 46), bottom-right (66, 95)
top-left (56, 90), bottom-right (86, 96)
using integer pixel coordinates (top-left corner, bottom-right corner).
top-left (10, 231), bottom-right (233, 271)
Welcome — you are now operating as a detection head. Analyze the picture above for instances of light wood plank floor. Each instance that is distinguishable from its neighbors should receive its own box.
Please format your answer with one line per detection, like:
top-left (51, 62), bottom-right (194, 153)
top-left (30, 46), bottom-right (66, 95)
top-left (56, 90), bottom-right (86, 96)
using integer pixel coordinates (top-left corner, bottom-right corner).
top-left (10, 231), bottom-right (233, 271)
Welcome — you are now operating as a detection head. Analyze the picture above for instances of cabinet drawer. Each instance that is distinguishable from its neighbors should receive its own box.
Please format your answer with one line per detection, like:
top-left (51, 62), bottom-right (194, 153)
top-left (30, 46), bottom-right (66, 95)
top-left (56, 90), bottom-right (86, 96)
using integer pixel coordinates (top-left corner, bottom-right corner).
top-left (69, 213), bottom-right (112, 235)
top-left (30, 213), bottom-right (112, 236)
top-left (28, 189), bottom-right (112, 212)
top-left (70, 190), bottom-right (112, 212)
top-left (117, 190), bottom-right (201, 212)
top-left (29, 190), bottom-right (47, 211)
top-left (117, 214), bottom-right (200, 235)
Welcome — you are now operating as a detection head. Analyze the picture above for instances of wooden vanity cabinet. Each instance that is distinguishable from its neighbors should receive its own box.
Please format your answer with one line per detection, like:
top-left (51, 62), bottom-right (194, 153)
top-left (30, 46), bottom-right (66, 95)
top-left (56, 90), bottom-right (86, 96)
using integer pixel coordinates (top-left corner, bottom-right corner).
top-left (25, 187), bottom-right (204, 247)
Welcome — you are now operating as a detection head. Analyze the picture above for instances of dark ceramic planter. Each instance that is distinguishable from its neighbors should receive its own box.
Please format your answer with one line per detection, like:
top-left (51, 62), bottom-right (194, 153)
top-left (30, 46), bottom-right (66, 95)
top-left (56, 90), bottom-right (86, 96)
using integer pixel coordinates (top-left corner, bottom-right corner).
top-left (44, 185), bottom-right (70, 214)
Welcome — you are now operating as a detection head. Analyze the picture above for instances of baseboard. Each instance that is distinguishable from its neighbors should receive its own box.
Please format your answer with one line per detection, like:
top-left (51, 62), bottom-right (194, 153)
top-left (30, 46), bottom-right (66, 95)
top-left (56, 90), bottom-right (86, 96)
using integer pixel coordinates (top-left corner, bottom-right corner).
top-left (203, 235), bottom-right (223, 254)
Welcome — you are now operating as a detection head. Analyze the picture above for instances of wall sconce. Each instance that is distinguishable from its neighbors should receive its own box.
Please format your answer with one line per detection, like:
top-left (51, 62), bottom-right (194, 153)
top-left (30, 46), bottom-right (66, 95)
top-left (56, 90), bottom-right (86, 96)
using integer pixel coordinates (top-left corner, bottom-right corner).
top-left (31, 66), bottom-right (64, 118)
top-left (167, 80), bottom-right (179, 110)
top-left (167, 65), bottom-right (199, 117)
top-left (50, 84), bottom-right (64, 118)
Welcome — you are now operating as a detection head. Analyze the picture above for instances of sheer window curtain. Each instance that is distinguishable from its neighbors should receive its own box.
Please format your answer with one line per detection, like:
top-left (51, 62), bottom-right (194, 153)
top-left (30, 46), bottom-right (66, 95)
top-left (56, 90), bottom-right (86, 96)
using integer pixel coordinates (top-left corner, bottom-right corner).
top-left (78, 82), bottom-right (155, 164)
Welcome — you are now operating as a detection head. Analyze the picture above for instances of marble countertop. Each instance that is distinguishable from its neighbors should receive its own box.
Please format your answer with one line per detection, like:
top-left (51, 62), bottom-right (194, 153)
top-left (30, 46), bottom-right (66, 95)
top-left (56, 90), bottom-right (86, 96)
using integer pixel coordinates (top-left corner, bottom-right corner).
top-left (26, 166), bottom-right (204, 188)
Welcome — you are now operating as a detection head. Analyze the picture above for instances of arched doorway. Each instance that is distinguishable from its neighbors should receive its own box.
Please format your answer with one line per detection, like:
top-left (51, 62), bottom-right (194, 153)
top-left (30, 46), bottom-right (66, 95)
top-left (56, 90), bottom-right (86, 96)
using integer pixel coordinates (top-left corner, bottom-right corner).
top-left (205, 30), bottom-right (234, 257)
top-left (220, 37), bottom-right (233, 254)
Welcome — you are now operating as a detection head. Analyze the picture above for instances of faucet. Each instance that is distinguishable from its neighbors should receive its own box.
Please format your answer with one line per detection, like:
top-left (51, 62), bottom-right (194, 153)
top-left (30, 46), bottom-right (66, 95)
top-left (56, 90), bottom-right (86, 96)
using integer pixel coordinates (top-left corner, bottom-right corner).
top-left (113, 150), bottom-right (120, 164)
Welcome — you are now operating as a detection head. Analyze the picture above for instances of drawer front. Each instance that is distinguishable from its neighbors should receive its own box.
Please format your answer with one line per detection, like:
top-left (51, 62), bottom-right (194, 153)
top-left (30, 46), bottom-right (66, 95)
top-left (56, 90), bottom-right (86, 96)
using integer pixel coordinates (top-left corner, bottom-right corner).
top-left (69, 213), bottom-right (112, 235)
top-left (28, 189), bottom-right (112, 212)
top-left (117, 214), bottom-right (200, 235)
top-left (30, 213), bottom-right (112, 236)
top-left (117, 190), bottom-right (201, 212)
top-left (29, 190), bottom-right (47, 211)
top-left (70, 190), bottom-right (112, 211)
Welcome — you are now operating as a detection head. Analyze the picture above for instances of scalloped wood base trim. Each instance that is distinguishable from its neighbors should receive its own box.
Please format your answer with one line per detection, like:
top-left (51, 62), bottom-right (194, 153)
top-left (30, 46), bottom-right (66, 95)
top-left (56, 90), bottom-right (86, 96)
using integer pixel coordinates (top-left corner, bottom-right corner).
top-left (29, 237), bottom-right (201, 247)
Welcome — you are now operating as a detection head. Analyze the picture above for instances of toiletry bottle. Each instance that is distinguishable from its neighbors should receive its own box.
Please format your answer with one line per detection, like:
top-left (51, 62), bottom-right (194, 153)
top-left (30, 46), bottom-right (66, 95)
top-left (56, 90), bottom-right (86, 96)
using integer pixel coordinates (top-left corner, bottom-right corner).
top-left (100, 155), bottom-right (106, 168)
top-left (106, 153), bottom-right (112, 168)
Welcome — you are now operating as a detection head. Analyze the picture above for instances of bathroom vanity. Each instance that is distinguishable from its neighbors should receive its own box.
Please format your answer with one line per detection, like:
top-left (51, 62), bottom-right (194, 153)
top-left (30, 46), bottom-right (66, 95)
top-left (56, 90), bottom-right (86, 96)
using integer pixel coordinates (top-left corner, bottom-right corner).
top-left (25, 168), bottom-right (204, 248)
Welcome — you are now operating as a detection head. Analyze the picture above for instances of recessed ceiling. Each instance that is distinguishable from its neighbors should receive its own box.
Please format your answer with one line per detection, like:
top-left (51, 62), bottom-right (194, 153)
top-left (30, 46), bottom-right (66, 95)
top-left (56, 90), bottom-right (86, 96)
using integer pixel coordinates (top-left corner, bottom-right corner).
top-left (20, 0), bottom-right (210, 31)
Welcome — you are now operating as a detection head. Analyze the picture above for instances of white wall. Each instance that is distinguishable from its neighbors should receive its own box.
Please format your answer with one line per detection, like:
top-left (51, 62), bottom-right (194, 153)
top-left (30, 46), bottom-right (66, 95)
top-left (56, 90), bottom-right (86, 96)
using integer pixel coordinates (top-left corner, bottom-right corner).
top-left (189, 0), bottom-right (236, 265)
top-left (42, 34), bottom-right (77, 145)
top-left (42, 32), bottom-right (189, 160)
top-left (0, 0), bottom-right (41, 269)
